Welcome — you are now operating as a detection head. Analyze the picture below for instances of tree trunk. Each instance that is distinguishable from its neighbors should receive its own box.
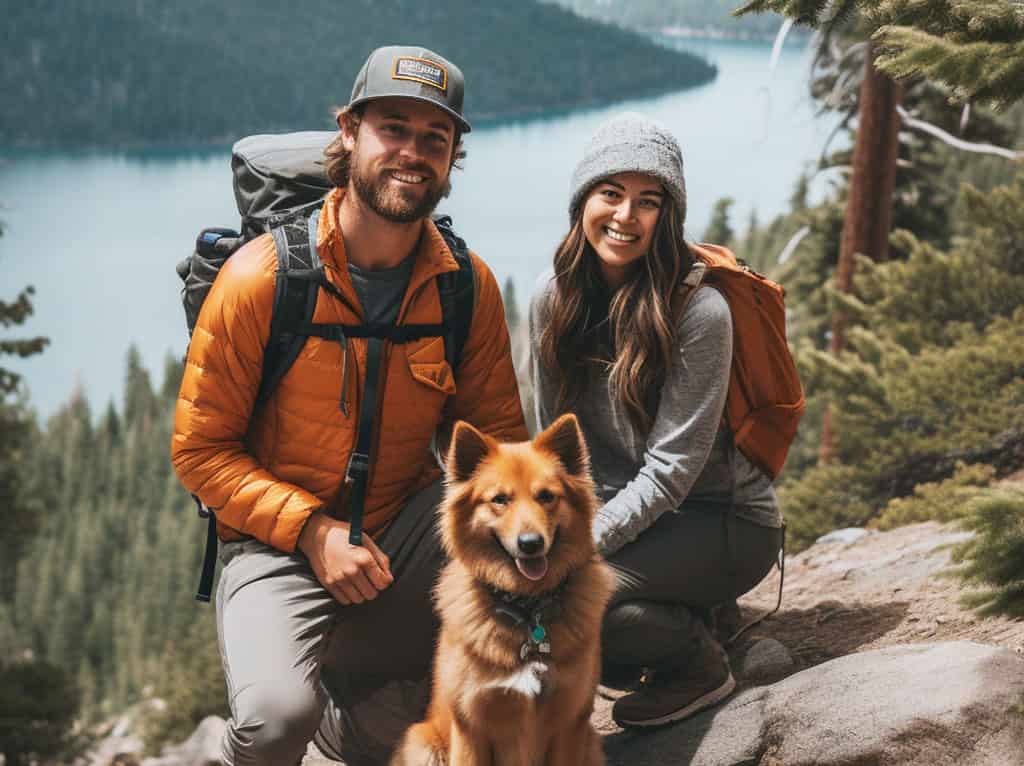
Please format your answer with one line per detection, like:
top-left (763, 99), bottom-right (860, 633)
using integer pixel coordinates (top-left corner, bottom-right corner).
top-left (820, 43), bottom-right (904, 463)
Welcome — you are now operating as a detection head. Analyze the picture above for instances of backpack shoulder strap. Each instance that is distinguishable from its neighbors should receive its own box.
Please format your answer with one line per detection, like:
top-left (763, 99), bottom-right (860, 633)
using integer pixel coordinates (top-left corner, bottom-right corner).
top-left (256, 208), bottom-right (323, 408)
top-left (433, 215), bottom-right (476, 372)
top-left (677, 259), bottom-right (708, 316)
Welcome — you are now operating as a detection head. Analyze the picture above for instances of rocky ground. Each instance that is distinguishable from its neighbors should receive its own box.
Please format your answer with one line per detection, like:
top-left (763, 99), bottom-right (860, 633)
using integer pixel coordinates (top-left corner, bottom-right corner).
top-left (589, 518), bottom-right (1024, 735)
top-left (88, 511), bottom-right (1024, 765)
top-left (730, 520), bottom-right (1023, 679)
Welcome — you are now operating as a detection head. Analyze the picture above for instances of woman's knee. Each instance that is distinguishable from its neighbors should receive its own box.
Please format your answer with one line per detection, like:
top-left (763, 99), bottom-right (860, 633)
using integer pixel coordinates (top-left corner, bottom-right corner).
top-left (224, 679), bottom-right (326, 764)
top-left (602, 600), bottom-right (699, 667)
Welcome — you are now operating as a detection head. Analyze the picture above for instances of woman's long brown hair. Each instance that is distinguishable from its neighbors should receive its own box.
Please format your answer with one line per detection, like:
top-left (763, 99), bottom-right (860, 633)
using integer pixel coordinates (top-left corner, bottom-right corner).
top-left (539, 188), bottom-right (694, 433)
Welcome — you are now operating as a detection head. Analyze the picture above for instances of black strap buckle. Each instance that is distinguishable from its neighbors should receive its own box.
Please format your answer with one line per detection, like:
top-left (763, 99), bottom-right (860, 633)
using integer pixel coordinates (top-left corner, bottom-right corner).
top-left (344, 450), bottom-right (371, 547)
top-left (345, 450), bottom-right (370, 483)
top-left (192, 493), bottom-right (212, 519)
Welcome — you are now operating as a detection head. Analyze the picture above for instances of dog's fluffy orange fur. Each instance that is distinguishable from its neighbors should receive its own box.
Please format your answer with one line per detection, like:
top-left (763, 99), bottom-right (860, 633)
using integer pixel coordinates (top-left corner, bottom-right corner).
top-left (391, 414), bottom-right (615, 766)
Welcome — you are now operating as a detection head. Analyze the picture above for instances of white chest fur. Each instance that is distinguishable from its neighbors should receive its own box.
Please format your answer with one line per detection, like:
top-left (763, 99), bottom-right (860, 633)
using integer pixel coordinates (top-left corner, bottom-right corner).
top-left (482, 661), bottom-right (550, 698)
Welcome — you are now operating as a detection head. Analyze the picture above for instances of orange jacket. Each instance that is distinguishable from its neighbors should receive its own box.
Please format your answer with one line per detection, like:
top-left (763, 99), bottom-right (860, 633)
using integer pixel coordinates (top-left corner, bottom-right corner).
top-left (171, 188), bottom-right (527, 552)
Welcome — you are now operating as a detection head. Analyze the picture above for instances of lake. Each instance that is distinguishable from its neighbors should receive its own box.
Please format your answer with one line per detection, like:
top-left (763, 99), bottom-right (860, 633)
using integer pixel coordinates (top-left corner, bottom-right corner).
top-left (1, 34), bottom-right (837, 419)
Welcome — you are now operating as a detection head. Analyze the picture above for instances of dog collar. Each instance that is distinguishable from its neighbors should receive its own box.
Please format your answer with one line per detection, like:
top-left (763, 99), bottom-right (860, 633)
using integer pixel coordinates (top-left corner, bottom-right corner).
top-left (487, 580), bottom-right (569, 662)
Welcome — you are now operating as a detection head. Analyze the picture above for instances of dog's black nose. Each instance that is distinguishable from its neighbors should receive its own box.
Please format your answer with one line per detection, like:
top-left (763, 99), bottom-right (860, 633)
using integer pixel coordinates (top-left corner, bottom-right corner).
top-left (517, 533), bottom-right (544, 556)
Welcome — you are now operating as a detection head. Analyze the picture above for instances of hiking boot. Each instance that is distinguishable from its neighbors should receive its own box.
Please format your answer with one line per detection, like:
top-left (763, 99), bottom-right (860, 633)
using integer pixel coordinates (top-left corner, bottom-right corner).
top-left (711, 599), bottom-right (744, 645)
top-left (612, 622), bottom-right (736, 728)
top-left (611, 658), bottom-right (735, 727)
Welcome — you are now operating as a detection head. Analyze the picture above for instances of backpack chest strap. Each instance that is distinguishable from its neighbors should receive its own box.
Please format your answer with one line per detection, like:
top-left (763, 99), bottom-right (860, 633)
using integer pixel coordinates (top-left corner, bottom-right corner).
top-left (296, 321), bottom-right (447, 344)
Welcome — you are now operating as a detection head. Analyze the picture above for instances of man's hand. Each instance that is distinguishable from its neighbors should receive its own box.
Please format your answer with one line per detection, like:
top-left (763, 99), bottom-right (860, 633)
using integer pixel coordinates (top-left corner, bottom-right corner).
top-left (297, 512), bottom-right (394, 604)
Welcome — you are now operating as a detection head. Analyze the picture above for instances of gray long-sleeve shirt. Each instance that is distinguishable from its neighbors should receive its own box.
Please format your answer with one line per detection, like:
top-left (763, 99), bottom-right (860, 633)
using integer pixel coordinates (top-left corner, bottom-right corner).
top-left (529, 270), bottom-right (781, 556)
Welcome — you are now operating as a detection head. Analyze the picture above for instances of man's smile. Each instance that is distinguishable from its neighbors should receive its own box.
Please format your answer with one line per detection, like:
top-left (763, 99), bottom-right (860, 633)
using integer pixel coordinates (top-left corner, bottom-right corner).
top-left (389, 170), bottom-right (429, 184)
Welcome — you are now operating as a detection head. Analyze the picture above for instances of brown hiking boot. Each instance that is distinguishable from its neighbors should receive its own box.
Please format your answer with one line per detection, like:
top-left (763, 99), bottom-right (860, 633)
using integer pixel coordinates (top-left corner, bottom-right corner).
top-left (611, 659), bottom-right (735, 727)
top-left (612, 624), bottom-right (736, 727)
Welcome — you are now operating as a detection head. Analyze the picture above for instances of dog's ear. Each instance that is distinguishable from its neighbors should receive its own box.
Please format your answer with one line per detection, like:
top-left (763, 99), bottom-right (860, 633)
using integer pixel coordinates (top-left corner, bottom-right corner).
top-left (447, 420), bottom-right (496, 483)
top-left (535, 413), bottom-right (589, 478)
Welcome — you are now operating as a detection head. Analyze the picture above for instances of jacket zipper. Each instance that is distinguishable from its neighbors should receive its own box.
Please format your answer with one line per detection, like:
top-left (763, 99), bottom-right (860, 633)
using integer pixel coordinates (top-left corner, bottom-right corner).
top-left (360, 275), bottom-right (438, 514)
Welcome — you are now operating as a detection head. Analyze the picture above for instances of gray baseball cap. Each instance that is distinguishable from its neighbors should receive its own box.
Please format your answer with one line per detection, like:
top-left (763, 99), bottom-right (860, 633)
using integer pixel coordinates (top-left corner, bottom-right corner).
top-left (349, 45), bottom-right (471, 133)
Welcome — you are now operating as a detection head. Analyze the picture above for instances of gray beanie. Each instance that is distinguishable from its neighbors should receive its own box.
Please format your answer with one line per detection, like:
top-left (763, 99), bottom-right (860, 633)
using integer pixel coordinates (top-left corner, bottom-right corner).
top-left (569, 112), bottom-right (686, 223)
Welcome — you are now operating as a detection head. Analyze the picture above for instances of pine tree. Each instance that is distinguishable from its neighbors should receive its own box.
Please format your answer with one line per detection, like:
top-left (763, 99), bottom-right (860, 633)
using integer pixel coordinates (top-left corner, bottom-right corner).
top-left (502, 276), bottom-right (521, 330)
top-left (736, 0), bottom-right (1024, 460)
top-left (0, 216), bottom-right (50, 599)
top-left (870, 0), bottom-right (1024, 109)
top-left (703, 197), bottom-right (736, 245)
top-left (142, 612), bottom-right (228, 752)
top-left (777, 172), bottom-right (1024, 548)
top-left (123, 344), bottom-right (157, 430)
top-left (953, 489), bottom-right (1024, 617)
top-left (0, 658), bottom-right (79, 765)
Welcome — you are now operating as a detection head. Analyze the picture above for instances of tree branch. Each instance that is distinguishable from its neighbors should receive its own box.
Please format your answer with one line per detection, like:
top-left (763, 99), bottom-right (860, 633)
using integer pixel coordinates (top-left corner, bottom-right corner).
top-left (896, 105), bottom-right (1024, 161)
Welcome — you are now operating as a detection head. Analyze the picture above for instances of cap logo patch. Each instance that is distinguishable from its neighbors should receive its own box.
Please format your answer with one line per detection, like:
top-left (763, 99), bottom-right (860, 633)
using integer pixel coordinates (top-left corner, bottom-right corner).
top-left (392, 57), bottom-right (448, 92)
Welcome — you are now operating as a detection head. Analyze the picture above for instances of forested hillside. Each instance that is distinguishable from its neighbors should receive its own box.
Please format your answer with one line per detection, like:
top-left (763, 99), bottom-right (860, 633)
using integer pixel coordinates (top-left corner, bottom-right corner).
top-left (1, 0), bottom-right (716, 147)
top-left (546, 0), bottom-right (787, 37)
top-left (4, 350), bottom-right (225, 749)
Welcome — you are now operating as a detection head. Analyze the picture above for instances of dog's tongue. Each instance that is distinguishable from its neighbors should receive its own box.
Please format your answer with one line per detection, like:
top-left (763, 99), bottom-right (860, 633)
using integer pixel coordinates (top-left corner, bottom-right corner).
top-left (516, 556), bottom-right (549, 581)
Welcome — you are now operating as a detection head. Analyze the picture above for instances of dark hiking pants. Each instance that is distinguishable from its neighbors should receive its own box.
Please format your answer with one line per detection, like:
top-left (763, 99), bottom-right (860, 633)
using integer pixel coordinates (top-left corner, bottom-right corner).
top-left (602, 501), bottom-right (783, 678)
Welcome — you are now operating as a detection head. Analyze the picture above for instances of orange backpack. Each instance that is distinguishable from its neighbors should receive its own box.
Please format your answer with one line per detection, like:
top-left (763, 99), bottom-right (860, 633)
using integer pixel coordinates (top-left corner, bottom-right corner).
top-left (686, 243), bottom-right (805, 479)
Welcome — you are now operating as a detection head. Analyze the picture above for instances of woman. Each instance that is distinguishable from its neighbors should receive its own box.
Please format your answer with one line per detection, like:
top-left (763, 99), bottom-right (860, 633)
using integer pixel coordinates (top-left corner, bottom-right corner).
top-left (529, 113), bottom-right (784, 727)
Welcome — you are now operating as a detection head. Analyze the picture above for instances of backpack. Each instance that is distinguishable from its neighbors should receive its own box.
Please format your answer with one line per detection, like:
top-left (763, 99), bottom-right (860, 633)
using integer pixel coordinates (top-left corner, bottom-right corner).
top-left (685, 242), bottom-right (804, 479)
top-left (176, 131), bottom-right (476, 601)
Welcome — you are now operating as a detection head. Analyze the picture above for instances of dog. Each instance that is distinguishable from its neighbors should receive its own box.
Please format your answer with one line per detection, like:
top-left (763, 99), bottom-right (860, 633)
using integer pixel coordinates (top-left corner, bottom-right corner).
top-left (391, 413), bottom-right (615, 766)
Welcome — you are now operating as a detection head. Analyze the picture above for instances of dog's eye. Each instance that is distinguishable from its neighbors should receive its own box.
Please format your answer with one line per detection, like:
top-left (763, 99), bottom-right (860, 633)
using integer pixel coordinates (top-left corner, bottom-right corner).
top-left (491, 493), bottom-right (510, 506)
top-left (536, 489), bottom-right (556, 504)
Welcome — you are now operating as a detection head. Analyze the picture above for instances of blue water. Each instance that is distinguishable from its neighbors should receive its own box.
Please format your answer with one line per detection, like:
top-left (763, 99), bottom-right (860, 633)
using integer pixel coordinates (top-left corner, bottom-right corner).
top-left (1, 35), bottom-right (835, 419)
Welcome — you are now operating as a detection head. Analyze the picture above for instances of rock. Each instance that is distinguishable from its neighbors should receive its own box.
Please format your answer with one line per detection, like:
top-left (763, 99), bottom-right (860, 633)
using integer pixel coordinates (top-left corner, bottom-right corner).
top-left (303, 742), bottom-right (343, 765)
top-left (84, 732), bottom-right (146, 766)
top-left (141, 716), bottom-right (224, 766)
top-left (603, 641), bottom-right (1024, 766)
top-left (737, 638), bottom-right (794, 683)
top-left (815, 527), bottom-right (870, 546)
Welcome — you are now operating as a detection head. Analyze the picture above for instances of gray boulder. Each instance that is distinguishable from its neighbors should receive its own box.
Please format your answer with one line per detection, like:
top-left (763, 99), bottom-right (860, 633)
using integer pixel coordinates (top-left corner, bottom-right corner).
top-left (604, 641), bottom-right (1024, 766)
top-left (141, 716), bottom-right (224, 766)
top-left (815, 527), bottom-right (870, 546)
top-left (738, 638), bottom-right (795, 683)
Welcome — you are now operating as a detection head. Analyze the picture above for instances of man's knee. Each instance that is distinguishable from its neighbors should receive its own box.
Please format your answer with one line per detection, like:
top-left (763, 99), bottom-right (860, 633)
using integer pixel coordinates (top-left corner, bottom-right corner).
top-left (223, 679), bottom-right (325, 765)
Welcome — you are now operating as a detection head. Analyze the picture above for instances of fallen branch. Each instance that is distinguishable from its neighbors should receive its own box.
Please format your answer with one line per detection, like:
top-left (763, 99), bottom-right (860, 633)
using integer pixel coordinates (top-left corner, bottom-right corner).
top-left (897, 106), bottom-right (1024, 161)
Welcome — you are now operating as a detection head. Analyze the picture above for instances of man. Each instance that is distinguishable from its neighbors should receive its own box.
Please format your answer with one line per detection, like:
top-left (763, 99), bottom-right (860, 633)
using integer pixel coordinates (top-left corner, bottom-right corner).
top-left (171, 45), bottom-right (527, 765)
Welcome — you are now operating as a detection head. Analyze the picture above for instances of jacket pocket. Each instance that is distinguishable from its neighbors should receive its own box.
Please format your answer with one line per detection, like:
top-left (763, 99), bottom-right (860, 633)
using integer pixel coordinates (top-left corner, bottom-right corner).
top-left (406, 336), bottom-right (457, 395)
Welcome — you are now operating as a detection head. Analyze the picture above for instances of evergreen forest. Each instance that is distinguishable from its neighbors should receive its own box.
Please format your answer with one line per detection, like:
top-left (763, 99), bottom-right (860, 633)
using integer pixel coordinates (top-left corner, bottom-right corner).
top-left (547, 0), bottom-right (789, 37)
top-left (2, 0), bottom-right (1024, 761)
top-left (2, 0), bottom-right (716, 148)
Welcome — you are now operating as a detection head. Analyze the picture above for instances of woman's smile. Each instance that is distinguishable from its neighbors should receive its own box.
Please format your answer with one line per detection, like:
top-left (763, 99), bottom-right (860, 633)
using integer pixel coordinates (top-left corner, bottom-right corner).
top-left (602, 226), bottom-right (640, 243)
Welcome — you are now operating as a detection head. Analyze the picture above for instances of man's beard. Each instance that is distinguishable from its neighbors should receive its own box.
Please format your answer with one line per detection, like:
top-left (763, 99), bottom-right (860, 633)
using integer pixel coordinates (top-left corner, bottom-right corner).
top-left (351, 162), bottom-right (447, 224)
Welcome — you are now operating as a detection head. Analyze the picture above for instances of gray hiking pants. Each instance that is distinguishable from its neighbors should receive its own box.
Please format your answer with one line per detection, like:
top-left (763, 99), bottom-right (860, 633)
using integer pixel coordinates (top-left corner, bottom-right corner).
top-left (602, 500), bottom-right (783, 677)
top-left (215, 480), bottom-right (445, 766)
